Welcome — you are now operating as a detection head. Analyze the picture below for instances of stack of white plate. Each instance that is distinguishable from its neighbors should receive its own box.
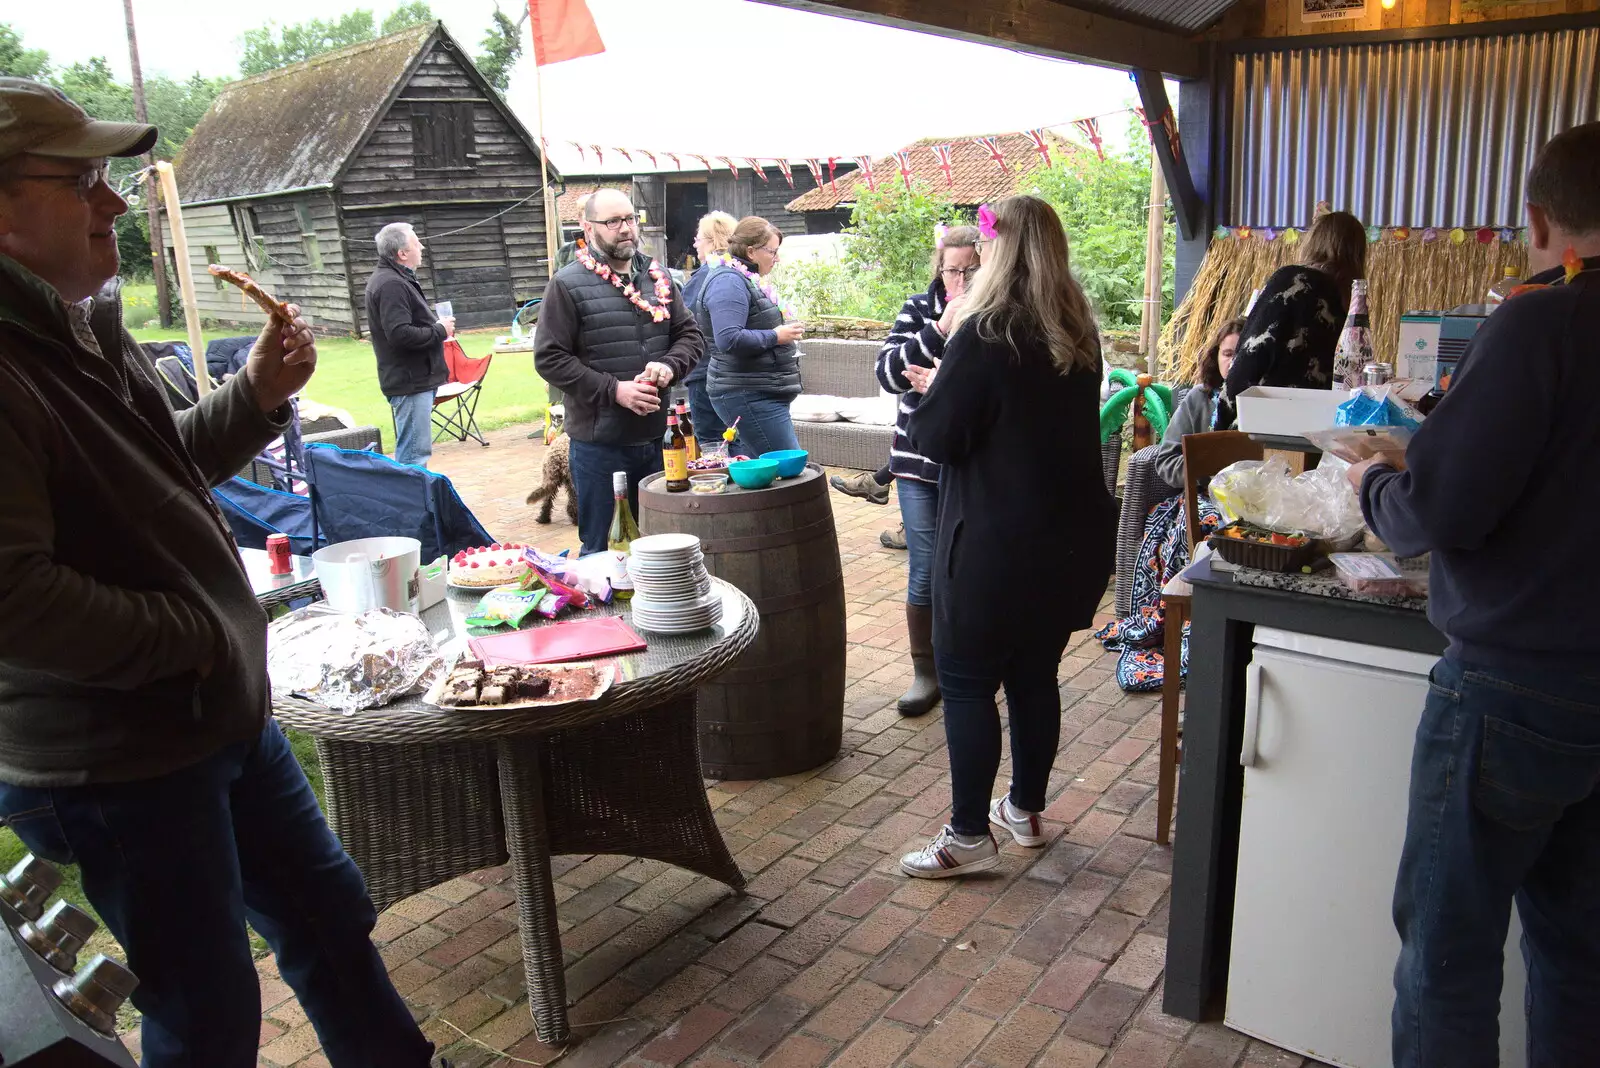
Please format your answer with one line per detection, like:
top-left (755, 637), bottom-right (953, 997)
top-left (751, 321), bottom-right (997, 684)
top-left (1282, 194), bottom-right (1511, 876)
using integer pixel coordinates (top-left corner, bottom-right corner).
top-left (627, 533), bottom-right (722, 634)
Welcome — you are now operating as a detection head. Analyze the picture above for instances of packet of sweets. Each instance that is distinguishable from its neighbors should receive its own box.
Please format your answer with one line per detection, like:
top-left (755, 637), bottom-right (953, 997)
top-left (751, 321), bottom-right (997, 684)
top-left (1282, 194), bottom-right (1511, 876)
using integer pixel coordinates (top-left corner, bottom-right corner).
top-left (466, 586), bottom-right (545, 628)
top-left (535, 593), bottom-right (571, 619)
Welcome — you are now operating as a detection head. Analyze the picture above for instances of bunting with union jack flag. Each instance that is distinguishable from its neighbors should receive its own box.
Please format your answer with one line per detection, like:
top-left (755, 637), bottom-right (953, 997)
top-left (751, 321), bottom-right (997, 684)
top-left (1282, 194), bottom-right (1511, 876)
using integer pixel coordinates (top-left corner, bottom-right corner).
top-left (894, 150), bottom-right (915, 191)
top-left (589, 145), bottom-right (604, 165)
top-left (612, 147), bottom-right (632, 163)
top-left (929, 144), bottom-right (955, 187)
top-left (804, 158), bottom-right (825, 190)
top-left (855, 156), bottom-right (878, 192)
top-left (1072, 118), bottom-right (1105, 161)
top-left (640, 149), bottom-right (658, 167)
top-left (744, 158), bottom-right (769, 182)
top-left (973, 136), bottom-right (1007, 172)
top-left (1024, 129), bottom-right (1051, 168)
top-left (715, 156), bottom-right (740, 178)
top-left (689, 154), bottom-right (712, 174)
top-left (774, 160), bottom-right (795, 189)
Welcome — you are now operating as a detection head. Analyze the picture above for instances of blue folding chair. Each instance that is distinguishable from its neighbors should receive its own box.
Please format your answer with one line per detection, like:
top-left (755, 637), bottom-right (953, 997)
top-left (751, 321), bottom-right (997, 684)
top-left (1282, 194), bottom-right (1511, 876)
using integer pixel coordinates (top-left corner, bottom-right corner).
top-left (213, 477), bottom-right (319, 556)
top-left (303, 443), bottom-right (493, 562)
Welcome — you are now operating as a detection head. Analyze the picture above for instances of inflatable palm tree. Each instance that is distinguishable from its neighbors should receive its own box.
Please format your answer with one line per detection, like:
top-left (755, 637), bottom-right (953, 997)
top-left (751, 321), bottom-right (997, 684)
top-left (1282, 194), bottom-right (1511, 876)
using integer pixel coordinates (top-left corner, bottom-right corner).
top-left (1099, 369), bottom-right (1173, 452)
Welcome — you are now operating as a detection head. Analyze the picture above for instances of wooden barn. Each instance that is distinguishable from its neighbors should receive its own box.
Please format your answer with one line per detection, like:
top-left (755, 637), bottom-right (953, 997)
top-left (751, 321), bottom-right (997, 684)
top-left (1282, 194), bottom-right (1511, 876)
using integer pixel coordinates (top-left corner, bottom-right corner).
top-left (785, 131), bottom-right (1082, 231)
top-left (167, 21), bottom-right (556, 334)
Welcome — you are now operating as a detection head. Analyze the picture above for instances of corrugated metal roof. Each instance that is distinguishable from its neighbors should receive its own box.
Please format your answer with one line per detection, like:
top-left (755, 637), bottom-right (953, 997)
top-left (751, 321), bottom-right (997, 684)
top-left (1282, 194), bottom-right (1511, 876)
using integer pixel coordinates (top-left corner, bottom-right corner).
top-left (786, 131), bottom-right (1083, 212)
top-left (1228, 26), bottom-right (1600, 227)
top-left (174, 24), bottom-right (434, 204)
top-left (1066, 0), bottom-right (1243, 34)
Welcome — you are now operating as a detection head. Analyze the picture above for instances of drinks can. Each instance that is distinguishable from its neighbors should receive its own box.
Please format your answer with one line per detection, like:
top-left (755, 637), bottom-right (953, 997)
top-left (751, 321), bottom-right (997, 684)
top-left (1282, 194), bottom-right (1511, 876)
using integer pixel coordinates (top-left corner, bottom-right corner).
top-left (266, 533), bottom-right (292, 575)
top-left (1362, 362), bottom-right (1393, 387)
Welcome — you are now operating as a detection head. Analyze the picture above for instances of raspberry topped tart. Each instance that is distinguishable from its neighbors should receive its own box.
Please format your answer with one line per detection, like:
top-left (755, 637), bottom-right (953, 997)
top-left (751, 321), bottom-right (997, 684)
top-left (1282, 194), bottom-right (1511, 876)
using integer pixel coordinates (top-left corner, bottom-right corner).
top-left (448, 544), bottom-right (532, 588)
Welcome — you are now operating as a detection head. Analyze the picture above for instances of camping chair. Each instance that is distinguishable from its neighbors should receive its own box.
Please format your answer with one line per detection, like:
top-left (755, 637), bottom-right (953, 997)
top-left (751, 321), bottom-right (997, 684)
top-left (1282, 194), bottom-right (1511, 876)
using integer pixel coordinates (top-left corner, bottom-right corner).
top-left (206, 336), bottom-right (256, 382)
top-left (152, 352), bottom-right (204, 410)
top-left (1155, 430), bottom-right (1265, 846)
top-left (304, 442), bottom-right (493, 562)
top-left (213, 477), bottom-right (319, 556)
top-left (432, 339), bottom-right (492, 447)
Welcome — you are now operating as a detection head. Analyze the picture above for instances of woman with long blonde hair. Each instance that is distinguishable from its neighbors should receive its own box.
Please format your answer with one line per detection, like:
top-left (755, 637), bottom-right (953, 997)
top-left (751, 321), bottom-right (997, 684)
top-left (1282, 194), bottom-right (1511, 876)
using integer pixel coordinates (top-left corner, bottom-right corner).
top-left (681, 211), bottom-right (738, 441)
top-left (900, 195), bottom-right (1115, 879)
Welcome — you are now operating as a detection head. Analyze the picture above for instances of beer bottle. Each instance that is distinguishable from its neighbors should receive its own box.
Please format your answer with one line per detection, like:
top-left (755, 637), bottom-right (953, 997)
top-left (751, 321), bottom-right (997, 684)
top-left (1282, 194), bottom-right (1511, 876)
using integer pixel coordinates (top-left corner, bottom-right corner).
top-left (675, 396), bottom-right (699, 462)
top-left (662, 410), bottom-right (690, 492)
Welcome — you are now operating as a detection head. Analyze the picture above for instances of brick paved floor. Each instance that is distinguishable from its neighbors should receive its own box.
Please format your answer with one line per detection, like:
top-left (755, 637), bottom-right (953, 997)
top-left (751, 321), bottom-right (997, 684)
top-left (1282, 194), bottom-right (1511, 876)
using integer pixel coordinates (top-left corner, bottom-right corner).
top-left (163, 426), bottom-right (1330, 1068)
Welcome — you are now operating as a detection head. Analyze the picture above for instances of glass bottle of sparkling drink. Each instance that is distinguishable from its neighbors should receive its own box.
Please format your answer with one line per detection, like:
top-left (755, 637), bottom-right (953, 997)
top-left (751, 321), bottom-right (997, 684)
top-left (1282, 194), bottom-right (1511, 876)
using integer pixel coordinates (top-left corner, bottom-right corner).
top-left (608, 471), bottom-right (640, 553)
top-left (662, 411), bottom-right (690, 492)
top-left (1333, 278), bottom-right (1374, 389)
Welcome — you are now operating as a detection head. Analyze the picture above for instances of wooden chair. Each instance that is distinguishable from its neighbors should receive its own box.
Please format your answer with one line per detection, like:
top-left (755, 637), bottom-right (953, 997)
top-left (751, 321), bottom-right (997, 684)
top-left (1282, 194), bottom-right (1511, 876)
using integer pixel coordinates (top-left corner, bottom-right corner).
top-left (1156, 431), bottom-right (1265, 845)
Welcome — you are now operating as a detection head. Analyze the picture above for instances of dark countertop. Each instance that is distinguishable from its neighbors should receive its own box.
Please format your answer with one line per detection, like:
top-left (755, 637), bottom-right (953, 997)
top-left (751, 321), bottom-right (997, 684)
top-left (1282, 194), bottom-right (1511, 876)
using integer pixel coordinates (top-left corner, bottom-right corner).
top-left (1165, 556), bottom-right (1446, 1022)
top-left (1227, 555), bottom-right (1429, 612)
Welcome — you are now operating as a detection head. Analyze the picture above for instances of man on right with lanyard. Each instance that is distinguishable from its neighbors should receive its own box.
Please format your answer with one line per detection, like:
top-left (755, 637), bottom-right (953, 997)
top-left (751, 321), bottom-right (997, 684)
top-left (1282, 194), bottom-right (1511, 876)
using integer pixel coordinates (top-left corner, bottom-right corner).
top-left (535, 188), bottom-right (701, 554)
top-left (1347, 122), bottom-right (1600, 1064)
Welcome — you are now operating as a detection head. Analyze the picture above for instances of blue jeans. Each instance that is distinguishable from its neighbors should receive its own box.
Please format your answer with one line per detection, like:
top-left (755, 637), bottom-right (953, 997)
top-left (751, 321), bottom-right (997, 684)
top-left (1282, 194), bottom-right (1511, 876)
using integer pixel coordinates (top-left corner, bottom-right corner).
top-left (568, 438), bottom-right (663, 556)
top-left (709, 389), bottom-right (800, 457)
top-left (1393, 655), bottom-right (1600, 1068)
top-left (897, 477), bottom-right (938, 607)
top-left (0, 722), bottom-right (431, 1068)
top-left (935, 641), bottom-right (1065, 836)
top-left (686, 375), bottom-right (728, 449)
top-left (388, 389), bottom-right (434, 467)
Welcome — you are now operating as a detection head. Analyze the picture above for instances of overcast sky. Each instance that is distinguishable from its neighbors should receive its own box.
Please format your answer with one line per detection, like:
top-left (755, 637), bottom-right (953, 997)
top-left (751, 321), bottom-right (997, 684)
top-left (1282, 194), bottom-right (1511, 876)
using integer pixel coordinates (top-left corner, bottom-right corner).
top-left (18, 0), bottom-right (1146, 166)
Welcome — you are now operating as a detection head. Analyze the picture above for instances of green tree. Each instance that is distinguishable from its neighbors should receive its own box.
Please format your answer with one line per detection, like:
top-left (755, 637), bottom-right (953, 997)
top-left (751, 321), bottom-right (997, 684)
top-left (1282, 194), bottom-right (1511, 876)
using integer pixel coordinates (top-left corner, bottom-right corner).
top-left (239, 11), bottom-right (379, 76)
top-left (476, 3), bottom-right (524, 94)
top-left (381, 2), bottom-right (435, 35)
top-left (0, 23), bottom-right (49, 79)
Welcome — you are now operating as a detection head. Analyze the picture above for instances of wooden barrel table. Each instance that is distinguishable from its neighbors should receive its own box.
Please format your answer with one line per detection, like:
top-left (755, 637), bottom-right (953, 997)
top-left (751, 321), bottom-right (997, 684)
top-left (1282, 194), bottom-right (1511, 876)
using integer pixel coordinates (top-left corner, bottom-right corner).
top-left (639, 465), bottom-right (845, 779)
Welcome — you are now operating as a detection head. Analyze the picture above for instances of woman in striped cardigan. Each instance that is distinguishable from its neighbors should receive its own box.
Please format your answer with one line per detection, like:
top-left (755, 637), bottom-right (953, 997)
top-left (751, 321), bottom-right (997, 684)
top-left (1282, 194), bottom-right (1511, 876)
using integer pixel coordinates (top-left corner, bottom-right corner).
top-left (874, 225), bottom-right (982, 718)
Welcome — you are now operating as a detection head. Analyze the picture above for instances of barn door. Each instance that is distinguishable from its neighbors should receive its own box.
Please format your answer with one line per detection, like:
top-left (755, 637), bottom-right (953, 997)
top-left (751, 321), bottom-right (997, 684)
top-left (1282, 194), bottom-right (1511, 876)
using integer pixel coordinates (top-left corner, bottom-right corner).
top-left (419, 207), bottom-right (516, 331)
top-left (707, 173), bottom-right (753, 219)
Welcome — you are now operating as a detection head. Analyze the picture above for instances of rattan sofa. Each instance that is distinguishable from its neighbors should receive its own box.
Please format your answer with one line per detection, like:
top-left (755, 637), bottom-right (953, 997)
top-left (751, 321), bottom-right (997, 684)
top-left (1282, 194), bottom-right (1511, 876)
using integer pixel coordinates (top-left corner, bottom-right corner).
top-left (792, 338), bottom-right (894, 471)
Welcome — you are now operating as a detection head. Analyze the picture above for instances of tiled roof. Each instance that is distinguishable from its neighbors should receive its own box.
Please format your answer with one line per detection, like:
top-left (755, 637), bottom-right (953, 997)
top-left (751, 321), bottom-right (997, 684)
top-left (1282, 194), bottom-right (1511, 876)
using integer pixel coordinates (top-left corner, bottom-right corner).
top-left (785, 131), bottom-right (1084, 212)
top-left (556, 181), bottom-right (637, 225)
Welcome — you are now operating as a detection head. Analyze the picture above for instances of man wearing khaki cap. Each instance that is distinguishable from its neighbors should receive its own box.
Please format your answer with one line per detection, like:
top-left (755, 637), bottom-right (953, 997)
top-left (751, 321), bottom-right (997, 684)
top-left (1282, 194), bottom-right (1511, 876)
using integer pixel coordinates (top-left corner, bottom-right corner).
top-left (0, 79), bottom-right (442, 1068)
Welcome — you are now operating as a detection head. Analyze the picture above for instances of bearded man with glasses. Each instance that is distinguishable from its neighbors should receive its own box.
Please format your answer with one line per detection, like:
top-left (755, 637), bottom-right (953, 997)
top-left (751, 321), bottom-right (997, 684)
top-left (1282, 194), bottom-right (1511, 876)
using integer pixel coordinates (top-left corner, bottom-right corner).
top-left (535, 187), bottom-right (703, 554)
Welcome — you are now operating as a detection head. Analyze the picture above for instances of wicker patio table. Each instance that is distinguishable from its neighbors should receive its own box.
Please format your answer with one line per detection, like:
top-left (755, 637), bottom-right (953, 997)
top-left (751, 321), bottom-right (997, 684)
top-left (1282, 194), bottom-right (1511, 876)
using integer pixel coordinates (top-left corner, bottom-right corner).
top-left (272, 579), bottom-right (759, 1044)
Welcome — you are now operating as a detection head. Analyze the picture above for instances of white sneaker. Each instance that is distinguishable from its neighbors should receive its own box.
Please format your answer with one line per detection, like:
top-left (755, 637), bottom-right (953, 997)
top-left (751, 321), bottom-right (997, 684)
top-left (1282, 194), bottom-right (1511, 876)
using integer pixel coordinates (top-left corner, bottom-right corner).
top-left (899, 825), bottom-right (1000, 879)
top-left (989, 796), bottom-right (1046, 847)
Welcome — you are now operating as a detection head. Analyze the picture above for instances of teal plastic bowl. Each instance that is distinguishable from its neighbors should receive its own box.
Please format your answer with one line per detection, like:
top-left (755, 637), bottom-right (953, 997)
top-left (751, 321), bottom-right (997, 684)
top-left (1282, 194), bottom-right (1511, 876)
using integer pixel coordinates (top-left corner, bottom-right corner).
top-left (728, 458), bottom-right (779, 489)
top-left (760, 449), bottom-right (809, 478)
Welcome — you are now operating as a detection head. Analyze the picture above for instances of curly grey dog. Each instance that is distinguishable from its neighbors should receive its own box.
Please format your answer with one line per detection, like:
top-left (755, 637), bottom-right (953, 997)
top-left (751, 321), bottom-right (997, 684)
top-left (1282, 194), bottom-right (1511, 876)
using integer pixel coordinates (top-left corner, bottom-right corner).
top-left (525, 407), bottom-right (579, 526)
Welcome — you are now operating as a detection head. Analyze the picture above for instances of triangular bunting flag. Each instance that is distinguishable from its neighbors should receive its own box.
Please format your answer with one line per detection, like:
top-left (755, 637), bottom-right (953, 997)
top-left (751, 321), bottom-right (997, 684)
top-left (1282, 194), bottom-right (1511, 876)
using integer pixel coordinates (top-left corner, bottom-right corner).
top-left (929, 144), bottom-right (954, 187)
top-left (894, 150), bottom-right (914, 191)
top-left (973, 136), bottom-right (1007, 172)
top-left (855, 156), bottom-right (878, 193)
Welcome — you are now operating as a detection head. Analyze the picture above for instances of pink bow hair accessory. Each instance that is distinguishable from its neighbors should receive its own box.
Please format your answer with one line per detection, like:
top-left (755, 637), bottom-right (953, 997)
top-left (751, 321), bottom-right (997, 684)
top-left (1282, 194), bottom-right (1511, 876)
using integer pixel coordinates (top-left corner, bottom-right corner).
top-left (934, 224), bottom-right (948, 249)
top-left (977, 204), bottom-right (998, 240)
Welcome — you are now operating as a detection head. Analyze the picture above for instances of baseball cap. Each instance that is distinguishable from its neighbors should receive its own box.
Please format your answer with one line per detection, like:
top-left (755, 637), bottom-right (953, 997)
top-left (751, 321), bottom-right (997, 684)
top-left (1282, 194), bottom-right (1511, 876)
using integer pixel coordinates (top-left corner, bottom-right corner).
top-left (0, 77), bottom-right (157, 161)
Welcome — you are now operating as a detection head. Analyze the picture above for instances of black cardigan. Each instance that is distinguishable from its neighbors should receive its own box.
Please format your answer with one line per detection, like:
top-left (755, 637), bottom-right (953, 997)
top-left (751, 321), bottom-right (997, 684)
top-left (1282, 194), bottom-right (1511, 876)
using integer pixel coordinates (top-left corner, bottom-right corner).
top-left (907, 319), bottom-right (1115, 655)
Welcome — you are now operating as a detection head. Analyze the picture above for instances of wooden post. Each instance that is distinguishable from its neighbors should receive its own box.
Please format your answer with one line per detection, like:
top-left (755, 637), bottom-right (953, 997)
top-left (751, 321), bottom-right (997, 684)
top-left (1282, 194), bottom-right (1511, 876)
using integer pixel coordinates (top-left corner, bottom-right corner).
top-left (1140, 147), bottom-right (1167, 374)
top-left (155, 162), bottom-right (209, 398)
top-left (534, 61), bottom-right (560, 281)
top-left (122, 0), bottom-right (171, 328)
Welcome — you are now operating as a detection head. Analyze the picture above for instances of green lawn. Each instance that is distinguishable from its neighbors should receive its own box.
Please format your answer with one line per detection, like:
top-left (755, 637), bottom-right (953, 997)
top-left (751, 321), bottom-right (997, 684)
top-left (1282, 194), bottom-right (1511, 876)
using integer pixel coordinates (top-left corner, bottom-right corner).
top-left (124, 283), bottom-right (547, 448)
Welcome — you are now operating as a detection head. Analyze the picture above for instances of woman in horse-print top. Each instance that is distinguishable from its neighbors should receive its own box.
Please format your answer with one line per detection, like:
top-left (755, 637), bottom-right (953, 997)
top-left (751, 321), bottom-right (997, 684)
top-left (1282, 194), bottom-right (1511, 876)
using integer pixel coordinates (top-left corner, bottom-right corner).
top-left (1217, 210), bottom-right (1367, 428)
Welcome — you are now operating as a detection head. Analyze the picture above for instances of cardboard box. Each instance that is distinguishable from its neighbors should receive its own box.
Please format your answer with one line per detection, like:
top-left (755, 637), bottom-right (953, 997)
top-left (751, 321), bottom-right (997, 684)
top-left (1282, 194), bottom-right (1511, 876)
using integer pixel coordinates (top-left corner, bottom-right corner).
top-left (1235, 385), bottom-right (1345, 437)
top-left (1397, 314), bottom-right (1442, 381)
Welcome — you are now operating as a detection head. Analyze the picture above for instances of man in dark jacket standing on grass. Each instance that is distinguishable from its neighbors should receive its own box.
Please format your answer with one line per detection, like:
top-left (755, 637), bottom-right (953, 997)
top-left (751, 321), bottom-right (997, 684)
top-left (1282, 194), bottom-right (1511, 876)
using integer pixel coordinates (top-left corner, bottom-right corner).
top-left (1347, 122), bottom-right (1600, 1066)
top-left (0, 79), bottom-right (440, 1068)
top-left (535, 187), bottom-right (702, 554)
top-left (366, 220), bottom-right (455, 467)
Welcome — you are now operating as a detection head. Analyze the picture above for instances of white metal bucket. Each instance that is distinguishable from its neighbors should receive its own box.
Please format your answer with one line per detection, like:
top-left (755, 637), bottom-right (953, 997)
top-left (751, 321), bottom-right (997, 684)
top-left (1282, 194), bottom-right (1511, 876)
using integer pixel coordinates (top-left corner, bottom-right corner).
top-left (312, 537), bottom-right (423, 614)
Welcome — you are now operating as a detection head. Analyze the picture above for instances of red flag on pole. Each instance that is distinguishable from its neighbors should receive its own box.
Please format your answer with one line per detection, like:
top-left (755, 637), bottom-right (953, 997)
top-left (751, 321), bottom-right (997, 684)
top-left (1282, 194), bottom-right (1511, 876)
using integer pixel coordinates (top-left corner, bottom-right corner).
top-left (826, 158), bottom-right (840, 194)
top-left (973, 136), bottom-right (1007, 172)
top-left (744, 158), bottom-right (769, 182)
top-left (894, 150), bottom-right (914, 191)
top-left (929, 144), bottom-right (954, 187)
top-left (855, 156), bottom-right (878, 193)
top-left (804, 158), bottom-right (824, 189)
top-left (528, 0), bottom-right (606, 66)
top-left (715, 156), bottom-right (740, 178)
top-left (1072, 118), bottom-right (1105, 161)
top-left (775, 160), bottom-right (795, 189)
top-left (1024, 129), bottom-right (1051, 168)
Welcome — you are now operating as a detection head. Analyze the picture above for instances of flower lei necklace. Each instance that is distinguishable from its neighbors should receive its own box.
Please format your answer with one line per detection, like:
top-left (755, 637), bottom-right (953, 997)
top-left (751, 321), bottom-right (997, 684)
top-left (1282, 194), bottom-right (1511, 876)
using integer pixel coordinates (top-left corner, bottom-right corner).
top-left (575, 244), bottom-right (672, 323)
top-left (705, 253), bottom-right (795, 321)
